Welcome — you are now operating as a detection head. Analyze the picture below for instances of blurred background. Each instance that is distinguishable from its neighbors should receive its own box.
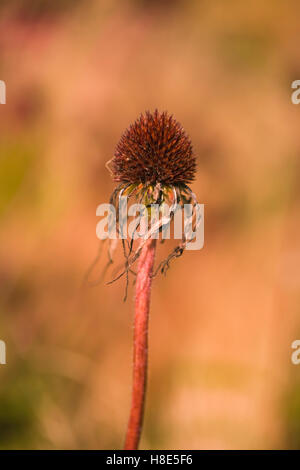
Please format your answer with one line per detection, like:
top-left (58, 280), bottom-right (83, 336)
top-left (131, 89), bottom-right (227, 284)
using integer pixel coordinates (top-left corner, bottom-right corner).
top-left (0, 0), bottom-right (300, 450)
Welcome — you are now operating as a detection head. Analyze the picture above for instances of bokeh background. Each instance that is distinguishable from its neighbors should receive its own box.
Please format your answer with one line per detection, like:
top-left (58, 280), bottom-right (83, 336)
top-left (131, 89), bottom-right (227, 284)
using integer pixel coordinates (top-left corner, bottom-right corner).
top-left (0, 0), bottom-right (300, 450)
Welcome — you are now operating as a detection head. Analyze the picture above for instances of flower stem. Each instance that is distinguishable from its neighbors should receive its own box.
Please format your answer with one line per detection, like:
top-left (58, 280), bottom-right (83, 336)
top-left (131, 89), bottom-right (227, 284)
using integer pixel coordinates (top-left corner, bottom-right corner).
top-left (124, 238), bottom-right (157, 450)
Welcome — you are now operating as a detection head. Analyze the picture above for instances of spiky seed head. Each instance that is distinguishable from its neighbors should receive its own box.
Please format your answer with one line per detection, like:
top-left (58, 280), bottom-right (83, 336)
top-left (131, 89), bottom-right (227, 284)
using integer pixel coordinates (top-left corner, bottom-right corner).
top-left (111, 110), bottom-right (196, 186)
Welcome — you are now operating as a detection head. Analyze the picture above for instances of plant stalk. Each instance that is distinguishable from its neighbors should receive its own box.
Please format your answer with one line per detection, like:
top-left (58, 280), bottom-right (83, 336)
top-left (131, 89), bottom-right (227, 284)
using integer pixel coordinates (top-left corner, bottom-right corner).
top-left (124, 237), bottom-right (157, 450)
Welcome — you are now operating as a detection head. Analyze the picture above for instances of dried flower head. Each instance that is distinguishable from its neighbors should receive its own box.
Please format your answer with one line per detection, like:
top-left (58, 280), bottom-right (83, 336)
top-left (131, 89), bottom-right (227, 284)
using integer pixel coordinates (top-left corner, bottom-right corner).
top-left (102, 110), bottom-right (199, 299)
top-left (111, 110), bottom-right (196, 186)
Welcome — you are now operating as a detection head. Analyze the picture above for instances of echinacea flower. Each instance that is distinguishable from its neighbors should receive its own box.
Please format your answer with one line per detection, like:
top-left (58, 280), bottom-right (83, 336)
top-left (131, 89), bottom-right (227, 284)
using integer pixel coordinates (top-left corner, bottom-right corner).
top-left (104, 110), bottom-right (200, 450)
top-left (107, 110), bottom-right (199, 289)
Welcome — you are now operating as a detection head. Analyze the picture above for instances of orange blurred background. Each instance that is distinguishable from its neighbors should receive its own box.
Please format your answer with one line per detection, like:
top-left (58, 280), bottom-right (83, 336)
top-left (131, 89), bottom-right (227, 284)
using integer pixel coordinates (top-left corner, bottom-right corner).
top-left (0, 0), bottom-right (300, 449)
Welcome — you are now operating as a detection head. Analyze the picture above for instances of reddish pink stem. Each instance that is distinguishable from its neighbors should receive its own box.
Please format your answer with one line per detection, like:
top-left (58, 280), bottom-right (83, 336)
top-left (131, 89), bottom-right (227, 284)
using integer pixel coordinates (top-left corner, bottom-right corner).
top-left (124, 238), bottom-right (157, 450)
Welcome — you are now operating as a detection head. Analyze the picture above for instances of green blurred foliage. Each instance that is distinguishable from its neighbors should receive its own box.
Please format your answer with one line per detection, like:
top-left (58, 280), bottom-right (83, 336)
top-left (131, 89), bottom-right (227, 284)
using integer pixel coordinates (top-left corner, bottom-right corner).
top-left (0, 138), bottom-right (37, 218)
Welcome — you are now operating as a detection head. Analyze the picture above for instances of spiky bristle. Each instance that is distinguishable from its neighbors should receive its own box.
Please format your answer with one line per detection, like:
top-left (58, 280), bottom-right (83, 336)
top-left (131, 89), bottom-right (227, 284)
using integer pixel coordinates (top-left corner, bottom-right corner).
top-left (111, 110), bottom-right (196, 186)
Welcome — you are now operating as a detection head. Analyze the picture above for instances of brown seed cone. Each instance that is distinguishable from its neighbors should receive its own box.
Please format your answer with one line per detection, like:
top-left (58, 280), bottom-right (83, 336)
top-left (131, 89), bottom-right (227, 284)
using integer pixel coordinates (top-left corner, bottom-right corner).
top-left (112, 110), bottom-right (196, 186)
